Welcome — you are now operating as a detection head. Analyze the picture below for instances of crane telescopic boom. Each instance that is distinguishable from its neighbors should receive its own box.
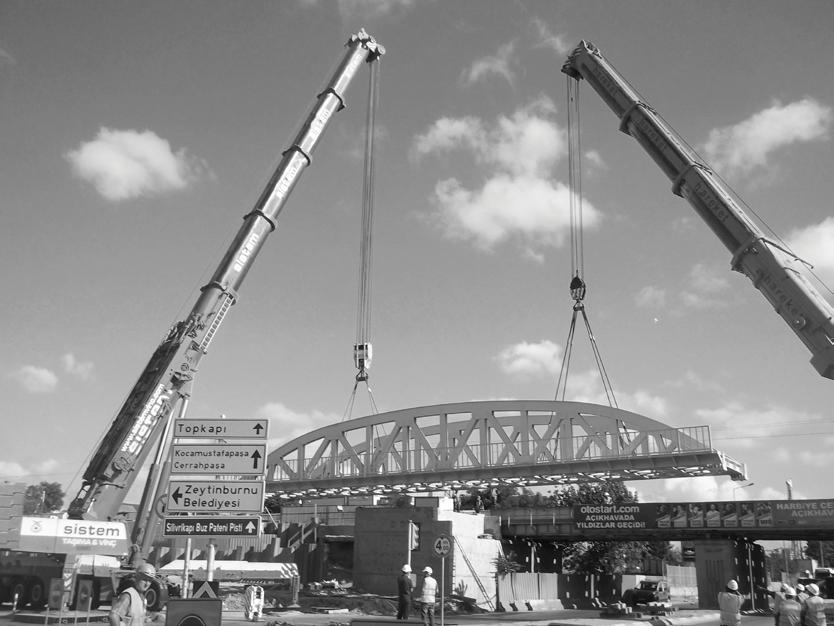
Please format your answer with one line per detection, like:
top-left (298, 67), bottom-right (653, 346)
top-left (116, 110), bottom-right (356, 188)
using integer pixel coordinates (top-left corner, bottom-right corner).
top-left (562, 40), bottom-right (834, 379)
top-left (67, 30), bottom-right (385, 535)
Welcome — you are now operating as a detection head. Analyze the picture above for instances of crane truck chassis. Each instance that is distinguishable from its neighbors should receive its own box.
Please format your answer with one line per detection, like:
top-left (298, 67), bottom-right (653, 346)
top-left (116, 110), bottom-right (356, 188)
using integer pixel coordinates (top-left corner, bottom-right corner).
top-left (1, 30), bottom-right (384, 611)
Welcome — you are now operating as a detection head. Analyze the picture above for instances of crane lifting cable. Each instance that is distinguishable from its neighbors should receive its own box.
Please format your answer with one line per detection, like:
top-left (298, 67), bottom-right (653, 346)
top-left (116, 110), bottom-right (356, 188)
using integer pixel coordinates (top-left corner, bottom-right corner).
top-left (344, 54), bottom-right (381, 421)
top-left (554, 75), bottom-right (620, 413)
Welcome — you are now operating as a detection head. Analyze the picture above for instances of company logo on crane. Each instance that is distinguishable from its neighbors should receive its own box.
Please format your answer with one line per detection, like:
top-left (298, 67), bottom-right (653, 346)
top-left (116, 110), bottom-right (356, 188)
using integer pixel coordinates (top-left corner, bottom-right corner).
top-left (233, 232), bottom-right (261, 273)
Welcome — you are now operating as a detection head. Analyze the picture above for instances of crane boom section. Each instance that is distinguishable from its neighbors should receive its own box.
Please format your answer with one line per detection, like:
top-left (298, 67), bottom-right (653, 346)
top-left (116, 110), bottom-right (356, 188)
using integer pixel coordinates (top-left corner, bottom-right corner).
top-left (562, 41), bottom-right (834, 380)
top-left (69, 30), bottom-right (385, 522)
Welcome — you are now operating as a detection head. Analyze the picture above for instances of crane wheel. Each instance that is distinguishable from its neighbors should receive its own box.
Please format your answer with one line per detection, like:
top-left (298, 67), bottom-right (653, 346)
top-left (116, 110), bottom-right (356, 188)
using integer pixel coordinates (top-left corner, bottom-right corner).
top-left (11, 580), bottom-right (27, 609)
top-left (28, 579), bottom-right (46, 610)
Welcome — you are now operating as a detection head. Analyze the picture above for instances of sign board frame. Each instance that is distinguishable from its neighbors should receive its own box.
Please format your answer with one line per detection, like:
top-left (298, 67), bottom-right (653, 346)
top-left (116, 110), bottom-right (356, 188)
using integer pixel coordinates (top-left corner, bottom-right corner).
top-left (166, 480), bottom-right (265, 514)
top-left (163, 516), bottom-right (261, 537)
top-left (173, 419), bottom-right (269, 440)
top-left (170, 443), bottom-right (267, 476)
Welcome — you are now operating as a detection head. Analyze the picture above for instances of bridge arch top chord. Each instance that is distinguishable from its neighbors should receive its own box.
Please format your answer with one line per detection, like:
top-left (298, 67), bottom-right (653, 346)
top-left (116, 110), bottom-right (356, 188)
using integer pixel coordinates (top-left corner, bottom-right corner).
top-left (265, 400), bottom-right (746, 499)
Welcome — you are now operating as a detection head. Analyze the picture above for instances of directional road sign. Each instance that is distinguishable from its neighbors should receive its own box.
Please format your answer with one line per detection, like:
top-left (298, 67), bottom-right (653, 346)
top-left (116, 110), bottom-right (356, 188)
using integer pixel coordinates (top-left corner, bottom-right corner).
top-left (173, 418), bottom-right (269, 440)
top-left (163, 516), bottom-right (261, 537)
top-left (170, 444), bottom-right (266, 475)
top-left (166, 480), bottom-right (265, 514)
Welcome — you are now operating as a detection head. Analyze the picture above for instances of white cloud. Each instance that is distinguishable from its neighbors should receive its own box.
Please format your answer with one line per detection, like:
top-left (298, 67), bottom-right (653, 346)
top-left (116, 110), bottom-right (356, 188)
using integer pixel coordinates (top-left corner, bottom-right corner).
top-left (332, 0), bottom-right (419, 19)
top-left (531, 17), bottom-right (570, 55)
top-left (551, 368), bottom-right (668, 418)
top-left (665, 370), bottom-right (725, 394)
top-left (62, 353), bottom-right (94, 381)
top-left (495, 340), bottom-right (562, 378)
top-left (410, 117), bottom-right (483, 161)
top-left (463, 41), bottom-right (516, 86)
top-left (679, 263), bottom-right (730, 309)
top-left (703, 98), bottom-right (832, 177)
top-left (584, 150), bottom-right (606, 171)
top-left (0, 47), bottom-right (15, 67)
top-left (431, 174), bottom-right (575, 249)
top-left (787, 216), bottom-right (834, 287)
top-left (696, 401), bottom-right (824, 450)
top-left (10, 365), bottom-right (58, 393)
top-left (632, 476), bottom-right (777, 504)
top-left (65, 128), bottom-right (207, 202)
top-left (0, 461), bottom-right (27, 480)
top-left (796, 450), bottom-right (834, 468)
top-left (255, 402), bottom-right (341, 449)
top-left (0, 458), bottom-right (65, 486)
top-left (635, 285), bottom-right (667, 309)
top-left (413, 99), bottom-right (601, 253)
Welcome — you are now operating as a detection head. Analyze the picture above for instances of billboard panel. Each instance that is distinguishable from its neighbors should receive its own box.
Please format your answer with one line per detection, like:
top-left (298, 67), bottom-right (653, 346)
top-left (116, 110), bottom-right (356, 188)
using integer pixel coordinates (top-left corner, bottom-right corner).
top-left (573, 499), bottom-right (834, 531)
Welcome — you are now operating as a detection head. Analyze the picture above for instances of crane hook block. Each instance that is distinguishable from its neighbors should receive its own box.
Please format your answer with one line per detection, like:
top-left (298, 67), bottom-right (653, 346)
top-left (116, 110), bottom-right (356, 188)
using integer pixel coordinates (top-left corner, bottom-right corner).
top-left (354, 343), bottom-right (373, 371)
top-left (570, 275), bottom-right (586, 302)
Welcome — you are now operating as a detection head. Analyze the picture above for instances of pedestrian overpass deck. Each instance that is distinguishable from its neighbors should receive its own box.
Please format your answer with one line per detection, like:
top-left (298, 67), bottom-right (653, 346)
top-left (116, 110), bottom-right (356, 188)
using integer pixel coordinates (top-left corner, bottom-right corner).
top-left (265, 400), bottom-right (746, 500)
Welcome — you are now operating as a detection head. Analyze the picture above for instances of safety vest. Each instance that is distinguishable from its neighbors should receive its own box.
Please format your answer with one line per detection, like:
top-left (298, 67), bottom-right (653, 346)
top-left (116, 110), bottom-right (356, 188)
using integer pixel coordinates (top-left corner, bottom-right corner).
top-left (112, 587), bottom-right (146, 626)
top-left (419, 576), bottom-right (437, 604)
top-left (803, 595), bottom-right (827, 626)
top-left (718, 591), bottom-right (743, 626)
top-left (779, 599), bottom-right (802, 626)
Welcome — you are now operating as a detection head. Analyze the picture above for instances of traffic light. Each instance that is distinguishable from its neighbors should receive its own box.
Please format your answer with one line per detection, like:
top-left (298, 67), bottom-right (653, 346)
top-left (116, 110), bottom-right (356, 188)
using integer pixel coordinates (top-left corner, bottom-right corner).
top-left (408, 521), bottom-right (420, 551)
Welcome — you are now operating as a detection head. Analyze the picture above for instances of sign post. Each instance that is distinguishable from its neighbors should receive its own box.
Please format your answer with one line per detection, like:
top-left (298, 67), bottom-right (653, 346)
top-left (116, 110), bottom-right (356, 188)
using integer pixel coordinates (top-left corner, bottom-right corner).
top-left (433, 534), bottom-right (451, 626)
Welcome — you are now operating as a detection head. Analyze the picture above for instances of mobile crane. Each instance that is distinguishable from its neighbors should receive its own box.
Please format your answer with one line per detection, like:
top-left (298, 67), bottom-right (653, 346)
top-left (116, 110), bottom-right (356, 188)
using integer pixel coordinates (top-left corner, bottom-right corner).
top-left (0, 30), bottom-right (384, 611)
top-left (561, 41), bottom-right (834, 380)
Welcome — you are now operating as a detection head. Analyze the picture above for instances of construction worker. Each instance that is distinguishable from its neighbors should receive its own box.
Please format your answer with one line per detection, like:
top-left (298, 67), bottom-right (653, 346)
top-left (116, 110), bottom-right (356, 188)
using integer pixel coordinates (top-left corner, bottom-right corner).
top-left (779, 587), bottom-right (802, 626)
top-left (396, 564), bottom-right (414, 620)
top-left (796, 584), bottom-right (809, 604)
top-left (801, 583), bottom-right (826, 626)
top-left (718, 580), bottom-right (743, 626)
top-left (109, 563), bottom-right (155, 626)
top-left (418, 566), bottom-right (438, 626)
top-left (760, 583), bottom-right (789, 626)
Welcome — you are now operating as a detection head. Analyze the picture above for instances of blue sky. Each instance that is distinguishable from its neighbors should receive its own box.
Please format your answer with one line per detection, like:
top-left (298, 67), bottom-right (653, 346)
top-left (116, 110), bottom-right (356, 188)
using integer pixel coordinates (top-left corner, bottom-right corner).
top-left (1, 0), bottom-right (833, 508)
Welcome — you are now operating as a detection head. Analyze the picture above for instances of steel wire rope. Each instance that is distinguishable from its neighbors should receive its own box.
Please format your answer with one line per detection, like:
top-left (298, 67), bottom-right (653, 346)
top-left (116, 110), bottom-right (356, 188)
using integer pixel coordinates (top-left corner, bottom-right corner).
top-left (343, 56), bottom-right (382, 424)
top-left (556, 76), bottom-right (620, 413)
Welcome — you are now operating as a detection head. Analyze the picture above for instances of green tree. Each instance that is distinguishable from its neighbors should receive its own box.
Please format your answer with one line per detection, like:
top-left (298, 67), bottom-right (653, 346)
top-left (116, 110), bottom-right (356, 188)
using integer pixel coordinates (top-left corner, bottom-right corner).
top-left (805, 541), bottom-right (834, 567)
top-left (554, 481), bottom-right (672, 575)
top-left (23, 482), bottom-right (64, 515)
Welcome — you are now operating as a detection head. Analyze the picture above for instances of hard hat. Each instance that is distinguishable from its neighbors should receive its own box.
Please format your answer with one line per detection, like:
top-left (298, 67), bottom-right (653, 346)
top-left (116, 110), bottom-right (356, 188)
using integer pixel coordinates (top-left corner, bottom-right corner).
top-left (727, 580), bottom-right (738, 591)
top-left (422, 566), bottom-right (432, 575)
top-left (783, 586), bottom-right (796, 597)
top-left (796, 584), bottom-right (805, 592)
top-left (136, 563), bottom-right (156, 580)
top-left (807, 583), bottom-right (819, 596)
top-left (781, 583), bottom-right (790, 592)
top-left (402, 564), bottom-right (412, 573)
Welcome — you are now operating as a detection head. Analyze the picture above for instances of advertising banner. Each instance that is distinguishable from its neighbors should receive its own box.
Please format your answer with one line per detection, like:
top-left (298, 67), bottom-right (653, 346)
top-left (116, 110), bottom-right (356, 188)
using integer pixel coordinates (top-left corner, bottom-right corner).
top-left (18, 517), bottom-right (129, 555)
top-left (573, 499), bottom-right (834, 532)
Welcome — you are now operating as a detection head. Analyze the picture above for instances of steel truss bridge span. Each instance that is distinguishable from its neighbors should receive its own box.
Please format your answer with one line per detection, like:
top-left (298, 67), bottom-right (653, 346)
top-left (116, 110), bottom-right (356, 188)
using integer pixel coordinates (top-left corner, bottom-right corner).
top-left (265, 400), bottom-right (746, 500)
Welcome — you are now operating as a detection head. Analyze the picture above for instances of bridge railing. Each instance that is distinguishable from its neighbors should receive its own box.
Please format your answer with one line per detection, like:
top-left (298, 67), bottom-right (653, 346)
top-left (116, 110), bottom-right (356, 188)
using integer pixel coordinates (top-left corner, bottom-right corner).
top-left (268, 424), bottom-right (713, 482)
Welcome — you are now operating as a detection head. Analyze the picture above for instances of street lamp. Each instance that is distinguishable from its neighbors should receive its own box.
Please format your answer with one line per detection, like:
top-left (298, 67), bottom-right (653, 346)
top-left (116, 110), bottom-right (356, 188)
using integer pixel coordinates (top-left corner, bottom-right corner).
top-left (733, 481), bottom-right (754, 501)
